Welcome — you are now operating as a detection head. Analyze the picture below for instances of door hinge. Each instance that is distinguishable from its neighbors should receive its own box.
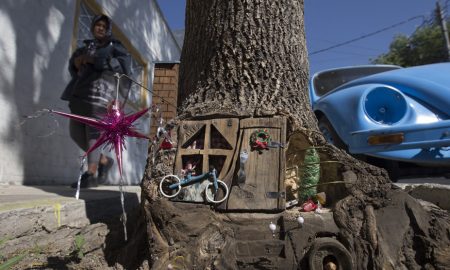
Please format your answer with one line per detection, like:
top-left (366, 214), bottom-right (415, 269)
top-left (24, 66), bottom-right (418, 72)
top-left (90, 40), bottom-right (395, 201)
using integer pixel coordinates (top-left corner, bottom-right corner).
top-left (265, 191), bottom-right (286, 199)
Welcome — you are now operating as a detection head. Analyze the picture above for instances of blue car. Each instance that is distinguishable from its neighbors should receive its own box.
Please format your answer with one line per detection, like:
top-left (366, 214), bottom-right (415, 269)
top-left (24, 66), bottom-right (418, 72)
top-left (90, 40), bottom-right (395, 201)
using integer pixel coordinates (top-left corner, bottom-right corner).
top-left (310, 63), bottom-right (450, 177)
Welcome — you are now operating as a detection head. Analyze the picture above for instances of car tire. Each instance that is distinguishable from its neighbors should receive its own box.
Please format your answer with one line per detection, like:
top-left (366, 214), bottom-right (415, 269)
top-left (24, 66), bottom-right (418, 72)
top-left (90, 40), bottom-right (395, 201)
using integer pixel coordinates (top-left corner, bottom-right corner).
top-left (308, 237), bottom-right (354, 270)
top-left (318, 116), bottom-right (347, 150)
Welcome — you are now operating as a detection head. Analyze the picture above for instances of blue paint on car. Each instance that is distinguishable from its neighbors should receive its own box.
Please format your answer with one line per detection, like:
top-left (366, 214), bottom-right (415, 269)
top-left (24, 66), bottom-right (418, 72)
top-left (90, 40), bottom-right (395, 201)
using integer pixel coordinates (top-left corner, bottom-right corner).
top-left (310, 63), bottom-right (450, 165)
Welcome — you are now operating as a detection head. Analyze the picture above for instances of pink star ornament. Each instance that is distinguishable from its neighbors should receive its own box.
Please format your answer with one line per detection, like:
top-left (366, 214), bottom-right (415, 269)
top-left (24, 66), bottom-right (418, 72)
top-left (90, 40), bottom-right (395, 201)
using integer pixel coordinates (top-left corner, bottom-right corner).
top-left (51, 103), bottom-right (150, 176)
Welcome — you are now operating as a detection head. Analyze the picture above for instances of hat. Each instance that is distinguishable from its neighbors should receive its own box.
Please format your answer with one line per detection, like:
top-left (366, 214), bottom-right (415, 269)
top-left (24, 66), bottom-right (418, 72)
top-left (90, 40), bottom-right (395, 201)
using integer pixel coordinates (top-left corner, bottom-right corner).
top-left (91, 14), bottom-right (112, 37)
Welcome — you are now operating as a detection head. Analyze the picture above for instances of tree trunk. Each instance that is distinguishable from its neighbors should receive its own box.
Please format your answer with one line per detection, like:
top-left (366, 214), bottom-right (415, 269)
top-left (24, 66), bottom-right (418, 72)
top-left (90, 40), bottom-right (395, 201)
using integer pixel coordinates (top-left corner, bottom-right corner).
top-left (179, 0), bottom-right (314, 129)
top-left (140, 0), bottom-right (450, 269)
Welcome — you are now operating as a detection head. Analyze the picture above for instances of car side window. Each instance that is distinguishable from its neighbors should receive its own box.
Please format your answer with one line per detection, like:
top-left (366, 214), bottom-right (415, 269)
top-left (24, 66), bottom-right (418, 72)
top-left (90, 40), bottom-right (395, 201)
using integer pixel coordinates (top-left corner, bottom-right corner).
top-left (313, 66), bottom-right (401, 96)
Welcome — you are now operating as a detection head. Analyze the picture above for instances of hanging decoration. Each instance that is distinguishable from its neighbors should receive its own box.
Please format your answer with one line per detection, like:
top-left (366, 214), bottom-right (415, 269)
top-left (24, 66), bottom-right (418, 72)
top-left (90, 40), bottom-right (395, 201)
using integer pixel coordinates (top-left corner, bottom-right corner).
top-left (159, 129), bottom-right (173, 150)
top-left (296, 216), bottom-right (305, 226)
top-left (155, 115), bottom-right (174, 150)
top-left (50, 73), bottom-right (160, 241)
top-left (249, 129), bottom-right (285, 153)
top-left (51, 101), bottom-right (150, 176)
top-left (150, 106), bottom-right (174, 165)
top-left (51, 101), bottom-right (150, 241)
top-left (237, 150), bottom-right (249, 185)
top-left (269, 221), bottom-right (277, 237)
top-left (21, 71), bottom-right (181, 241)
top-left (250, 129), bottom-right (271, 152)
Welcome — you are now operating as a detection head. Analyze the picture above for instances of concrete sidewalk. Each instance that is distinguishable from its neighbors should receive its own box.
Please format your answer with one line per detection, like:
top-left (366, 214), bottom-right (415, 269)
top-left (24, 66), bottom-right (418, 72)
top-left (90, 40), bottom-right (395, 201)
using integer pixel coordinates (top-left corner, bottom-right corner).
top-left (0, 185), bottom-right (141, 238)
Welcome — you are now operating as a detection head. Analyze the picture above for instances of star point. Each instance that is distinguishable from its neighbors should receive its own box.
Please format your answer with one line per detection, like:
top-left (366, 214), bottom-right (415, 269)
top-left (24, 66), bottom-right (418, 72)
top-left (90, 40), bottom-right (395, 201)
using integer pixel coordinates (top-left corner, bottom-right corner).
top-left (52, 104), bottom-right (150, 176)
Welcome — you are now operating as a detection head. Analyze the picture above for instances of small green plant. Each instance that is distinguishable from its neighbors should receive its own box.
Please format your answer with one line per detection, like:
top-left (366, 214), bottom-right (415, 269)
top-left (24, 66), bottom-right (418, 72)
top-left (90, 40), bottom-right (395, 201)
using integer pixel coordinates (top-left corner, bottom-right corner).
top-left (0, 237), bottom-right (10, 262)
top-left (0, 253), bottom-right (27, 270)
top-left (0, 237), bottom-right (9, 248)
top-left (74, 235), bottom-right (85, 259)
top-left (298, 147), bottom-right (320, 201)
top-left (30, 242), bottom-right (43, 255)
top-left (0, 238), bottom-right (43, 270)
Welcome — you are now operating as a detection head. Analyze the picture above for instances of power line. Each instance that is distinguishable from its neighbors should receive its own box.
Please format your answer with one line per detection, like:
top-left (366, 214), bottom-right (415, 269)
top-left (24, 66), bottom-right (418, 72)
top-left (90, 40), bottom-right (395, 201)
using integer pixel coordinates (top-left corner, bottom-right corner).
top-left (314, 49), bottom-right (375, 57)
top-left (309, 15), bottom-right (425, 56)
top-left (310, 38), bottom-right (382, 52)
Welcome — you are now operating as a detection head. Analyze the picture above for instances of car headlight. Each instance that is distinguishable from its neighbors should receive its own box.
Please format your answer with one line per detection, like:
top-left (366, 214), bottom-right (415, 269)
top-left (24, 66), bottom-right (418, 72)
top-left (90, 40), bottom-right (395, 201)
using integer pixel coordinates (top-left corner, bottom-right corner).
top-left (363, 86), bottom-right (407, 125)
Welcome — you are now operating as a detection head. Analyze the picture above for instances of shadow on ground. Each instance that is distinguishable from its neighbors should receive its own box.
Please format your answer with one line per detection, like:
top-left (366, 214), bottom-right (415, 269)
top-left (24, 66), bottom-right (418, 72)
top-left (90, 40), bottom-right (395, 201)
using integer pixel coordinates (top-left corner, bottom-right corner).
top-left (45, 186), bottom-right (146, 269)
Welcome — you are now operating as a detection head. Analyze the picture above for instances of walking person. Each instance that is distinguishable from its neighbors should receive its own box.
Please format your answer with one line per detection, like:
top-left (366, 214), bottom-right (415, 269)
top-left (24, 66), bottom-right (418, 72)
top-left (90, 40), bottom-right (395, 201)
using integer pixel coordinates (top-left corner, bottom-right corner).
top-left (61, 14), bottom-right (131, 187)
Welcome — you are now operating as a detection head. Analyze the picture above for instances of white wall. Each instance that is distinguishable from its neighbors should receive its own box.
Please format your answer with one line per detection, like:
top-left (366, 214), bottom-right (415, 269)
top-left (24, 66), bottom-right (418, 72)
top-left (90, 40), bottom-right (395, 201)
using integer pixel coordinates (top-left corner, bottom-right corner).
top-left (0, 0), bottom-right (180, 185)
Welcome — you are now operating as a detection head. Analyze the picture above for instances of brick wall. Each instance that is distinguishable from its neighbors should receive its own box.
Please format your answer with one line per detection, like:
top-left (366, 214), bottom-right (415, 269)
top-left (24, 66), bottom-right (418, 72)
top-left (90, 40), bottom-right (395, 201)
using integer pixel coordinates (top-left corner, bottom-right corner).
top-left (151, 63), bottom-right (179, 138)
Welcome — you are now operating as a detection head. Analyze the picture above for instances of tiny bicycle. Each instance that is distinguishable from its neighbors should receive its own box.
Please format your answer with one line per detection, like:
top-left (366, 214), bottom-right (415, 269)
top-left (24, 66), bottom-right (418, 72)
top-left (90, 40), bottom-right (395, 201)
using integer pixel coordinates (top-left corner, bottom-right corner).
top-left (159, 168), bottom-right (229, 204)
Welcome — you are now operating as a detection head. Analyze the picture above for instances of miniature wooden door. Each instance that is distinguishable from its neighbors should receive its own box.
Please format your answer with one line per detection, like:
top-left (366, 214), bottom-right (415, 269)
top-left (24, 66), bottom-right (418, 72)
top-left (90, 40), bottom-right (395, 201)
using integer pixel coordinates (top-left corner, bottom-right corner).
top-left (173, 118), bottom-right (239, 203)
top-left (226, 117), bottom-right (286, 211)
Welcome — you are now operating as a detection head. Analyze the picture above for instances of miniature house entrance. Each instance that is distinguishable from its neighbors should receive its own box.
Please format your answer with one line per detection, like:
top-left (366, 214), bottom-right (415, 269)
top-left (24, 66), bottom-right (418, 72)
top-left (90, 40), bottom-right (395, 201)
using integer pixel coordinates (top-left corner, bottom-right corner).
top-left (174, 118), bottom-right (239, 202)
top-left (173, 117), bottom-right (286, 211)
top-left (226, 117), bottom-right (286, 211)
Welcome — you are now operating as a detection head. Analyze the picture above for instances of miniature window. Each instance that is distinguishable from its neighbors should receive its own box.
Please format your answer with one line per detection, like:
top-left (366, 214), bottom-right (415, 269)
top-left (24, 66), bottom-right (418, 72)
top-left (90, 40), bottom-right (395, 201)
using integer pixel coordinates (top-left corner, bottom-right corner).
top-left (210, 125), bottom-right (232, 149)
top-left (181, 125), bottom-right (206, 149)
top-left (209, 155), bottom-right (227, 176)
top-left (181, 155), bottom-right (203, 176)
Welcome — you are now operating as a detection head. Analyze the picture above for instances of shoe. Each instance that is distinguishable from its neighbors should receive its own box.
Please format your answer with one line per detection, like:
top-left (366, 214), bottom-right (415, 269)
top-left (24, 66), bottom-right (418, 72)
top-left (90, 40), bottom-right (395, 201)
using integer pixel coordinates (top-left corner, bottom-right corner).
top-left (71, 172), bottom-right (98, 188)
top-left (98, 156), bottom-right (114, 184)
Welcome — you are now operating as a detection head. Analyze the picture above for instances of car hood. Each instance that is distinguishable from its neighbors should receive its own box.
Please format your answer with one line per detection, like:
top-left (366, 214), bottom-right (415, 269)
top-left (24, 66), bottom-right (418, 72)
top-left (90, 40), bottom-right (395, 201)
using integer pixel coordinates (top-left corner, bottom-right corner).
top-left (336, 63), bottom-right (450, 116)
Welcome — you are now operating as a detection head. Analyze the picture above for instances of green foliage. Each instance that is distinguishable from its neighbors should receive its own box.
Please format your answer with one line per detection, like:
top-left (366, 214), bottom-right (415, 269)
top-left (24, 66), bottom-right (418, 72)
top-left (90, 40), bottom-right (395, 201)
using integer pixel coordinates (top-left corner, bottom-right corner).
top-left (74, 235), bottom-right (85, 259)
top-left (0, 253), bottom-right (27, 270)
top-left (298, 147), bottom-right (320, 201)
top-left (0, 238), bottom-right (9, 248)
top-left (0, 237), bottom-right (10, 261)
top-left (30, 242), bottom-right (43, 255)
top-left (372, 22), bottom-right (449, 66)
top-left (0, 238), bottom-right (44, 270)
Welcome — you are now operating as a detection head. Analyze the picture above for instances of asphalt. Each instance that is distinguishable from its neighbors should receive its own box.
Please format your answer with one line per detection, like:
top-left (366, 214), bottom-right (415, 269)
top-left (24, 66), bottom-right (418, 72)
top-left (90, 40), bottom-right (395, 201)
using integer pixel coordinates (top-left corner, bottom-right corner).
top-left (0, 185), bottom-right (141, 239)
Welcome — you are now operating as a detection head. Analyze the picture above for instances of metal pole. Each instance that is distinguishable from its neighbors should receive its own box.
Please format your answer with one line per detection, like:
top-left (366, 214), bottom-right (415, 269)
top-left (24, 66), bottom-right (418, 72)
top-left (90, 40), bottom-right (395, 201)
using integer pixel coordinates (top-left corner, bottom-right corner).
top-left (436, 1), bottom-right (450, 61)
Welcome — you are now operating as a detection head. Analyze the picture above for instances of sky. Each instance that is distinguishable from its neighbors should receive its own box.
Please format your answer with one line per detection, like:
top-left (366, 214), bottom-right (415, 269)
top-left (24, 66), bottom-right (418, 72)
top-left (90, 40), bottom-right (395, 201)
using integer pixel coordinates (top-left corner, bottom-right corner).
top-left (156, 0), bottom-right (440, 75)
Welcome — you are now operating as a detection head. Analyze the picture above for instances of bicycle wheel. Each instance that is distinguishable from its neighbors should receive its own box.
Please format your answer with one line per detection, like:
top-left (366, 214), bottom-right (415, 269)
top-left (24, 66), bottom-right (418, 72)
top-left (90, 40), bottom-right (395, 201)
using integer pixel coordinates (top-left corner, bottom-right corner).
top-left (159, 175), bottom-right (181, 198)
top-left (205, 179), bottom-right (229, 204)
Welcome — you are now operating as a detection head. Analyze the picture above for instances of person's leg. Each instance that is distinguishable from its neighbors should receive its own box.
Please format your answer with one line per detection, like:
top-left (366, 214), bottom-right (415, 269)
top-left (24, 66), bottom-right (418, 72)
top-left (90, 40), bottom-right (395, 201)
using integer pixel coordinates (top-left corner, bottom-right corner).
top-left (85, 125), bottom-right (102, 175)
top-left (69, 119), bottom-right (88, 151)
top-left (99, 155), bottom-right (109, 164)
top-left (69, 119), bottom-right (101, 187)
top-left (70, 119), bottom-right (100, 173)
top-left (97, 154), bottom-right (114, 183)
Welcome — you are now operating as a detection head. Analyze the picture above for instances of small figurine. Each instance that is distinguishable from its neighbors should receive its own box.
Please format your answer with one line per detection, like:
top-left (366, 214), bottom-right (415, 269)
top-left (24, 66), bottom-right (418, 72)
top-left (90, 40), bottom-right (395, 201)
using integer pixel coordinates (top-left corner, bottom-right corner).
top-left (181, 161), bottom-right (196, 176)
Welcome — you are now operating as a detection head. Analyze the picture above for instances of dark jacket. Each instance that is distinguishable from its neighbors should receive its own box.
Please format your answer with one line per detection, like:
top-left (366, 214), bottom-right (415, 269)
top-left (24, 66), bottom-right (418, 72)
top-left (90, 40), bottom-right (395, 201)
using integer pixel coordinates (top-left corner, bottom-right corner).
top-left (61, 38), bottom-right (131, 116)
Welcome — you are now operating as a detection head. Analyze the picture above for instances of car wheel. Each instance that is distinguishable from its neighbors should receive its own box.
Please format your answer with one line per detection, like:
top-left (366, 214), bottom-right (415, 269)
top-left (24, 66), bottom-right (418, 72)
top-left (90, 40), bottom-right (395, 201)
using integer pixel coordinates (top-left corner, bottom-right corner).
top-left (318, 116), bottom-right (347, 150)
top-left (308, 237), bottom-right (354, 270)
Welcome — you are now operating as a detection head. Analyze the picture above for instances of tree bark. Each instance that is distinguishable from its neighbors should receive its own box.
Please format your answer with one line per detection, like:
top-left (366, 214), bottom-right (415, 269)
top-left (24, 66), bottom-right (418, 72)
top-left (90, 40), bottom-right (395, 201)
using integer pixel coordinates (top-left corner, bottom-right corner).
top-left (141, 0), bottom-right (450, 269)
top-left (179, 0), bottom-right (314, 129)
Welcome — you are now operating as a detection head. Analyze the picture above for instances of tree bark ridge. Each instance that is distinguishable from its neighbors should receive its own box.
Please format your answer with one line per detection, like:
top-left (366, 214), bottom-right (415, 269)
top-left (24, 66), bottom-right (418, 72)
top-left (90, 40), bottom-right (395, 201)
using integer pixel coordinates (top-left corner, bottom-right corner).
top-left (180, 0), bottom-right (313, 130)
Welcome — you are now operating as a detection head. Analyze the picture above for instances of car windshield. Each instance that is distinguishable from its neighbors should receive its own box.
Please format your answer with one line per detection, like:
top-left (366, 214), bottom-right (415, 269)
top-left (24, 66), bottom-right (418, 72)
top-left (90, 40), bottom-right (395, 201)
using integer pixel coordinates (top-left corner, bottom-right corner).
top-left (313, 66), bottom-right (401, 96)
